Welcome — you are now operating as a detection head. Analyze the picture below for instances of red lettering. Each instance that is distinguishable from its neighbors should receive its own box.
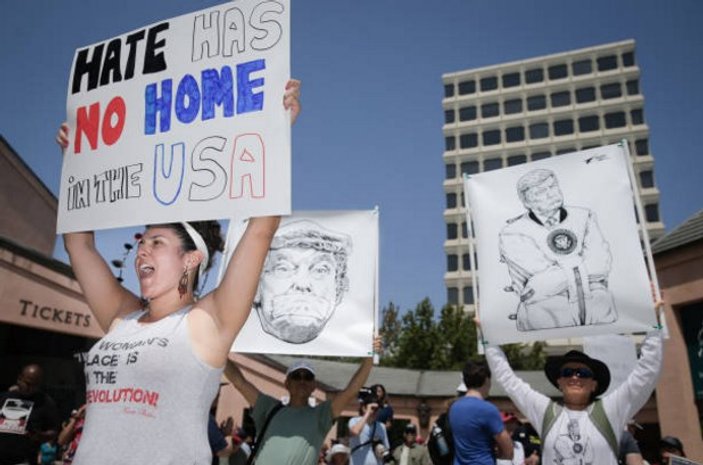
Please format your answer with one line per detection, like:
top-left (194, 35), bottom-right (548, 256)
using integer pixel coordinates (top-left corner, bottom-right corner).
top-left (75, 102), bottom-right (100, 153)
top-left (102, 96), bottom-right (126, 146)
top-left (74, 96), bottom-right (126, 153)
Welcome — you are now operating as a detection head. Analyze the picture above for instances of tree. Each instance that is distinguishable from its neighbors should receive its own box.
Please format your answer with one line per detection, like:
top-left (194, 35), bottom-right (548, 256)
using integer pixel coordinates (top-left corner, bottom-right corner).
top-left (379, 301), bottom-right (402, 359)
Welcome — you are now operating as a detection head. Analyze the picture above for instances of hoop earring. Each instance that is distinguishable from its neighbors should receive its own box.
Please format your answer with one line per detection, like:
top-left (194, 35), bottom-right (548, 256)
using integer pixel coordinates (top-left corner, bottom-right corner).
top-left (178, 267), bottom-right (189, 299)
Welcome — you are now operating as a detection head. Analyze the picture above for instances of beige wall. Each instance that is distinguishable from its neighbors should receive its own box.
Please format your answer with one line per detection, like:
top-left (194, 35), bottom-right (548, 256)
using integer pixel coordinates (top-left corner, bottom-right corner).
top-left (0, 137), bottom-right (57, 256)
top-left (655, 241), bottom-right (703, 461)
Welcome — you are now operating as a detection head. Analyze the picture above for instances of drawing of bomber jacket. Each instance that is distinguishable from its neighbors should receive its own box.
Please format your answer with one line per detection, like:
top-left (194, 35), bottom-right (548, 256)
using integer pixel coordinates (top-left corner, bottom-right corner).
top-left (499, 206), bottom-right (617, 331)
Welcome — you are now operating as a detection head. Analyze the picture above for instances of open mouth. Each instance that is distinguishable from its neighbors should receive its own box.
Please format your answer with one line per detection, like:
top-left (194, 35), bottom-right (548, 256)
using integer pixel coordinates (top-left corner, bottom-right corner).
top-left (137, 264), bottom-right (155, 279)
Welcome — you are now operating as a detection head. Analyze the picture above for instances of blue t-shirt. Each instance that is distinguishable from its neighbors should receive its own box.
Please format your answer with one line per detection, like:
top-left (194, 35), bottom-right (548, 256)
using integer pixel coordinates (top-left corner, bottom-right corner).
top-left (208, 414), bottom-right (228, 465)
top-left (448, 396), bottom-right (504, 465)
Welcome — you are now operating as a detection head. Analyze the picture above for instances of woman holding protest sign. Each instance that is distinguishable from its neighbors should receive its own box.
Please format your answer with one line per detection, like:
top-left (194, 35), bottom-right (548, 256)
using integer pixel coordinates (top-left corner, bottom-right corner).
top-left (478, 299), bottom-right (663, 465)
top-left (55, 79), bottom-right (300, 465)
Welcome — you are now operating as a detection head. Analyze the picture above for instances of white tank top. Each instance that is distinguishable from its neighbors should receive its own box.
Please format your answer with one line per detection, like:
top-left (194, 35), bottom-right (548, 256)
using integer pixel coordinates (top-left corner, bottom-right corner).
top-left (73, 306), bottom-right (223, 465)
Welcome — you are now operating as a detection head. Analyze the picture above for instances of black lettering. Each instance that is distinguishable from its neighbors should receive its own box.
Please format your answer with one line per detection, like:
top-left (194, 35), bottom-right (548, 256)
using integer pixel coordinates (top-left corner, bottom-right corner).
top-left (84, 314), bottom-right (92, 328)
top-left (99, 38), bottom-right (124, 87)
top-left (124, 29), bottom-right (146, 80)
top-left (40, 306), bottom-right (52, 320)
top-left (52, 308), bottom-right (65, 322)
top-left (19, 299), bottom-right (32, 316)
top-left (71, 44), bottom-right (105, 94)
top-left (144, 22), bottom-right (169, 74)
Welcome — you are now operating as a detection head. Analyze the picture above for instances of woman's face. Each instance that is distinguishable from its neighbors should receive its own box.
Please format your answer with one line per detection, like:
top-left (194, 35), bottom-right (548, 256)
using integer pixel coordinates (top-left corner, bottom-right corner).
top-left (556, 362), bottom-right (597, 404)
top-left (135, 226), bottom-right (189, 299)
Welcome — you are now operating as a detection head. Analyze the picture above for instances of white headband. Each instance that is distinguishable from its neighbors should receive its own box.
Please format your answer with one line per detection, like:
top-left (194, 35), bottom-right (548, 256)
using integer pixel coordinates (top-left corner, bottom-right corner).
top-left (181, 222), bottom-right (209, 280)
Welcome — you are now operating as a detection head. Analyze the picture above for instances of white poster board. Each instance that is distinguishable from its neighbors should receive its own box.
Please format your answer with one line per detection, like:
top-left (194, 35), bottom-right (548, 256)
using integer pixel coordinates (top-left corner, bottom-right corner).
top-left (465, 144), bottom-right (656, 345)
top-left (583, 334), bottom-right (637, 396)
top-left (58, 0), bottom-right (291, 233)
top-left (220, 210), bottom-right (379, 356)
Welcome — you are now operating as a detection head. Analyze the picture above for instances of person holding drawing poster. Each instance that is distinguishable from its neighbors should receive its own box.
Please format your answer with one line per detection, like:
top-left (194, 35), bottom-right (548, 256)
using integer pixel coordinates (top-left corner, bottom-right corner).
top-left (223, 337), bottom-right (382, 465)
top-left (479, 299), bottom-right (663, 465)
top-left (54, 79), bottom-right (300, 464)
top-left (499, 168), bottom-right (617, 331)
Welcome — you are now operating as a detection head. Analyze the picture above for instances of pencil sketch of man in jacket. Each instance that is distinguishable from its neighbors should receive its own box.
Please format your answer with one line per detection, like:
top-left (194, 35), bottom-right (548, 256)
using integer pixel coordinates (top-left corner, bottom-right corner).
top-left (499, 168), bottom-right (617, 331)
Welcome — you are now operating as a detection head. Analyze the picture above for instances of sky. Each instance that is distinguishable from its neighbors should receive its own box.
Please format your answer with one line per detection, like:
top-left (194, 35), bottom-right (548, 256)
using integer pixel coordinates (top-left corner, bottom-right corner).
top-left (1, 0), bottom-right (702, 314)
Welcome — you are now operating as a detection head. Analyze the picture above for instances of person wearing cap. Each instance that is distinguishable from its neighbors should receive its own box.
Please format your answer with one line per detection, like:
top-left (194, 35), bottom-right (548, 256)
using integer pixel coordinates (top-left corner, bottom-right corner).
top-left (483, 305), bottom-right (663, 465)
top-left (389, 424), bottom-right (431, 465)
top-left (349, 388), bottom-right (391, 465)
top-left (326, 443), bottom-right (351, 465)
top-left (496, 412), bottom-right (526, 465)
top-left (224, 337), bottom-right (381, 465)
top-left (658, 436), bottom-right (685, 464)
top-left (253, 219), bottom-right (352, 344)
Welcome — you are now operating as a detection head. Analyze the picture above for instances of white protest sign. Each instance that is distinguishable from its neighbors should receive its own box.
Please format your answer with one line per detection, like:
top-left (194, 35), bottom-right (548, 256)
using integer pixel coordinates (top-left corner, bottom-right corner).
top-left (58, 0), bottom-right (291, 233)
top-left (220, 210), bottom-right (379, 356)
top-left (583, 334), bottom-right (637, 396)
top-left (465, 144), bottom-right (657, 345)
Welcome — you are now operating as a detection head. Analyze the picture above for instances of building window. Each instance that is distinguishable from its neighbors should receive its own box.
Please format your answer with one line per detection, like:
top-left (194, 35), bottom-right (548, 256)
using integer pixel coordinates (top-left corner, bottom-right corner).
top-left (504, 98), bottom-right (523, 114)
top-left (527, 95), bottom-right (546, 111)
top-left (645, 204), bottom-right (660, 223)
top-left (484, 158), bottom-right (503, 171)
top-left (572, 59), bottom-right (592, 75)
top-left (447, 287), bottom-right (459, 305)
top-left (601, 82), bottom-right (622, 100)
top-left (480, 76), bottom-right (498, 91)
top-left (446, 193), bottom-right (457, 209)
top-left (525, 67), bottom-right (544, 84)
top-left (444, 109), bottom-right (455, 124)
top-left (459, 133), bottom-right (478, 149)
top-left (639, 170), bottom-right (654, 188)
top-left (604, 111), bottom-right (626, 129)
top-left (481, 102), bottom-right (500, 118)
top-left (532, 151), bottom-right (551, 161)
top-left (461, 161), bottom-right (479, 175)
top-left (576, 87), bottom-right (596, 103)
top-left (462, 254), bottom-right (472, 270)
top-left (507, 154), bottom-right (527, 166)
top-left (462, 222), bottom-right (468, 238)
top-left (551, 91), bottom-right (571, 107)
top-left (597, 55), bottom-right (618, 71)
top-left (458, 80), bottom-right (476, 95)
top-left (463, 286), bottom-right (475, 305)
top-left (445, 136), bottom-right (456, 151)
top-left (581, 144), bottom-right (600, 150)
top-left (445, 163), bottom-right (456, 179)
top-left (482, 130), bottom-right (501, 146)
top-left (554, 119), bottom-right (575, 136)
top-left (635, 138), bottom-right (649, 156)
top-left (578, 115), bottom-right (600, 132)
top-left (529, 122), bottom-right (549, 139)
top-left (631, 109), bottom-right (644, 125)
top-left (626, 79), bottom-right (639, 95)
top-left (505, 126), bottom-right (525, 143)
top-left (444, 83), bottom-right (455, 98)
top-left (556, 147), bottom-right (576, 155)
top-left (548, 64), bottom-right (568, 80)
top-left (502, 72), bottom-right (521, 88)
top-left (447, 223), bottom-right (458, 240)
top-left (459, 106), bottom-right (477, 121)
top-left (622, 51), bottom-right (635, 67)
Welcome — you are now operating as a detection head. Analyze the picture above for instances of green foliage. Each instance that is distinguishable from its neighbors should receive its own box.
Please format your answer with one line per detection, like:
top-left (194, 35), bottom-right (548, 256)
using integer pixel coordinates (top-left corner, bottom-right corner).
top-left (379, 298), bottom-right (546, 371)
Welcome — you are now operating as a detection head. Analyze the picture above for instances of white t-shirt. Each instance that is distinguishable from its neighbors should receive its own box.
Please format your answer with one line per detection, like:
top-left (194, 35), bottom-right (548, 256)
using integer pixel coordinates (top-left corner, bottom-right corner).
top-left (486, 331), bottom-right (662, 465)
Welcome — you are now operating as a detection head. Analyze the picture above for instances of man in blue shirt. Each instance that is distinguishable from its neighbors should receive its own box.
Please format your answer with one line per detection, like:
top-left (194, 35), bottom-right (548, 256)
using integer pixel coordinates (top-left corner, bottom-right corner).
top-left (448, 360), bottom-right (513, 465)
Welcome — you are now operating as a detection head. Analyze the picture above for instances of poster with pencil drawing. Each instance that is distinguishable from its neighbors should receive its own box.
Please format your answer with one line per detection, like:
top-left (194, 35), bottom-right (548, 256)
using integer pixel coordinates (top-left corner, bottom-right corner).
top-left (219, 210), bottom-right (378, 356)
top-left (465, 144), bottom-right (656, 345)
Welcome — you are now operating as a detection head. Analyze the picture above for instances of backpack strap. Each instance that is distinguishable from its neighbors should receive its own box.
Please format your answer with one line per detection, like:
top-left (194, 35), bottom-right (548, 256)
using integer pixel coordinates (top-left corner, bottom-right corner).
top-left (589, 399), bottom-right (619, 459)
top-left (246, 402), bottom-right (284, 465)
top-left (541, 399), bottom-right (618, 459)
top-left (541, 400), bottom-right (562, 440)
top-left (350, 421), bottom-right (378, 453)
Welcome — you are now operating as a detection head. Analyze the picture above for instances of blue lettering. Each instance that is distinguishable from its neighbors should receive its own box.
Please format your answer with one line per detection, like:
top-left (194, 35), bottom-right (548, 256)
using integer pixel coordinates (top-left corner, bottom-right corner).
top-left (236, 59), bottom-right (265, 114)
top-left (201, 67), bottom-right (234, 120)
top-left (144, 79), bottom-right (173, 134)
top-left (175, 74), bottom-right (200, 124)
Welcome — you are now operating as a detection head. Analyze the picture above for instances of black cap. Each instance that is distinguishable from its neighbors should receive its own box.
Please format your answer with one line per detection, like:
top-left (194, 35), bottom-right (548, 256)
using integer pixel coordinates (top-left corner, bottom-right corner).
top-left (660, 436), bottom-right (684, 453)
top-left (404, 424), bottom-right (417, 434)
top-left (544, 350), bottom-right (611, 397)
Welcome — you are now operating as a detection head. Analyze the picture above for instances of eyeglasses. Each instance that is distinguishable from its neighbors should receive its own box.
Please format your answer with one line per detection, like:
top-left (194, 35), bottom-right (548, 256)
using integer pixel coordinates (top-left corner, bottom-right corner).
top-left (289, 370), bottom-right (315, 382)
top-left (559, 367), bottom-right (594, 379)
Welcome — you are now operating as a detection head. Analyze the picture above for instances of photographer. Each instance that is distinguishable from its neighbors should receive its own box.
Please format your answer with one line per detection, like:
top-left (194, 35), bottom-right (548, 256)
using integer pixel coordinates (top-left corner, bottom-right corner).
top-left (349, 388), bottom-right (390, 465)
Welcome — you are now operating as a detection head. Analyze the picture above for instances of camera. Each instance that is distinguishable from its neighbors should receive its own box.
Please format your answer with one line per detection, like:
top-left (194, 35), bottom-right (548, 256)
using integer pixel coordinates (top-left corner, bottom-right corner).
top-left (372, 440), bottom-right (393, 463)
top-left (357, 387), bottom-right (379, 406)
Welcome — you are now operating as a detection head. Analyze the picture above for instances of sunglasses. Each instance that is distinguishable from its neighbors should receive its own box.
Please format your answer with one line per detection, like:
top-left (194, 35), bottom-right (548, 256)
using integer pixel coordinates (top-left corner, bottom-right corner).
top-left (289, 370), bottom-right (315, 382)
top-left (559, 367), bottom-right (594, 379)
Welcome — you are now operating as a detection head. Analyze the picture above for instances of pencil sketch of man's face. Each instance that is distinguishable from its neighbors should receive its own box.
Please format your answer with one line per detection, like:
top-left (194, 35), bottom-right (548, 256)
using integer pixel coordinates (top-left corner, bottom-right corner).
top-left (254, 221), bottom-right (351, 344)
top-left (519, 171), bottom-right (564, 217)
